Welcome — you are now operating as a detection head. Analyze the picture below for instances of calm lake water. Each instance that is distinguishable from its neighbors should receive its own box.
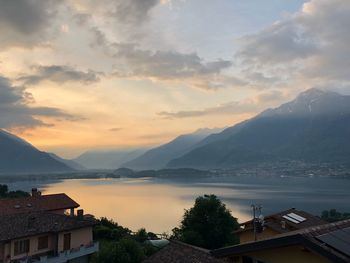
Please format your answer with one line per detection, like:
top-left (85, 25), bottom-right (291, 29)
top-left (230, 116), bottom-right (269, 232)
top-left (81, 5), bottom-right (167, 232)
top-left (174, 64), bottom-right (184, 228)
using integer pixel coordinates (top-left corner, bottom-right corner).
top-left (4, 176), bottom-right (350, 233)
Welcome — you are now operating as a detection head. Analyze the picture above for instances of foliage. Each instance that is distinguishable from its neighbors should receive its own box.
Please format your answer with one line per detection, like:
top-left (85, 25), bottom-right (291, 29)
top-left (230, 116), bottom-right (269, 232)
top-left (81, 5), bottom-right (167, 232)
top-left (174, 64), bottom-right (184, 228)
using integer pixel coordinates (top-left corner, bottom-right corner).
top-left (321, 209), bottom-right (350, 222)
top-left (92, 218), bottom-right (159, 263)
top-left (172, 194), bottom-right (239, 249)
top-left (0, 184), bottom-right (30, 198)
top-left (134, 228), bottom-right (148, 243)
top-left (93, 217), bottom-right (131, 241)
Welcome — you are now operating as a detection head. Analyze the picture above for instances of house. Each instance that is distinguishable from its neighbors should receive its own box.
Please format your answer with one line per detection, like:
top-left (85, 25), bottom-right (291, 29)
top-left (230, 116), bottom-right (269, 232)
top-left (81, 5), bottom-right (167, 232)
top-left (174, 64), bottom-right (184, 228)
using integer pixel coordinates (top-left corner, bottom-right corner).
top-left (211, 219), bottom-right (350, 263)
top-left (237, 208), bottom-right (326, 243)
top-left (0, 189), bottom-right (79, 216)
top-left (0, 189), bottom-right (98, 263)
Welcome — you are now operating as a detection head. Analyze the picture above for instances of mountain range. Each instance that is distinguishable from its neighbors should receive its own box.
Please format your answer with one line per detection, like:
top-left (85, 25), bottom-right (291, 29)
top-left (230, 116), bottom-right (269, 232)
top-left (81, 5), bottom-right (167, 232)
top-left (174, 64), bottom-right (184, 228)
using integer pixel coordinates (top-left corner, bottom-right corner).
top-left (1, 88), bottom-right (349, 174)
top-left (167, 88), bottom-right (350, 168)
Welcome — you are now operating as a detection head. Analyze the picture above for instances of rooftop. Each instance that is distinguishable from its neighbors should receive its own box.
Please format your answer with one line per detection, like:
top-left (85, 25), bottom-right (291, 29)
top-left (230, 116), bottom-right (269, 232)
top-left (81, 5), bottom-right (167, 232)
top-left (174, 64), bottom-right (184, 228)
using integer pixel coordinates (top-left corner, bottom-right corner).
top-left (0, 193), bottom-right (79, 215)
top-left (0, 211), bottom-right (95, 241)
top-left (238, 208), bottom-right (326, 234)
top-left (143, 240), bottom-right (225, 263)
top-left (212, 219), bottom-right (350, 263)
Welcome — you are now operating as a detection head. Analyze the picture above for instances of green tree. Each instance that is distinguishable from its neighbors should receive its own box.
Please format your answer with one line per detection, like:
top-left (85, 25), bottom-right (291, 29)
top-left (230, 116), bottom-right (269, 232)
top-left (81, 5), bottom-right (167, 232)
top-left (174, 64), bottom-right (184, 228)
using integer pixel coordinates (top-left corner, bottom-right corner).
top-left (134, 228), bottom-right (148, 243)
top-left (93, 217), bottom-right (131, 241)
top-left (172, 194), bottom-right (239, 249)
top-left (91, 238), bottom-right (145, 263)
top-left (321, 209), bottom-right (350, 222)
top-left (0, 185), bottom-right (8, 197)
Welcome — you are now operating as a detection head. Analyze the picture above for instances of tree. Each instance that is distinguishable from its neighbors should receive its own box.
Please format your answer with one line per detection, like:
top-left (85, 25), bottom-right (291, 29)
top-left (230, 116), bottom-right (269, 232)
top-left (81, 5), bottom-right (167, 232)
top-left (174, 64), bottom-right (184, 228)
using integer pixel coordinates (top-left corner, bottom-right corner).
top-left (0, 184), bottom-right (30, 199)
top-left (321, 209), bottom-right (350, 222)
top-left (134, 228), bottom-right (148, 243)
top-left (172, 194), bottom-right (239, 249)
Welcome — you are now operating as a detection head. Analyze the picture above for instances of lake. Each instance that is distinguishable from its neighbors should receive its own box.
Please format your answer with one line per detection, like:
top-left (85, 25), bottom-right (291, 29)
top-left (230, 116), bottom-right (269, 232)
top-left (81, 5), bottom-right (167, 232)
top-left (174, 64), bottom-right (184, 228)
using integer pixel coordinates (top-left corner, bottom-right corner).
top-left (4, 176), bottom-right (350, 233)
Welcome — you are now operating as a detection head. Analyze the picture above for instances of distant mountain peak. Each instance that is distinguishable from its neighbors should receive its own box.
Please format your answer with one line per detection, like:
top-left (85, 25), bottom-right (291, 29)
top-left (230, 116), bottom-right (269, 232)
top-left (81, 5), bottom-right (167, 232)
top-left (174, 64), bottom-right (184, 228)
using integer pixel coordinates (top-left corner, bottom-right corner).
top-left (260, 88), bottom-right (346, 117)
top-left (296, 88), bottom-right (339, 102)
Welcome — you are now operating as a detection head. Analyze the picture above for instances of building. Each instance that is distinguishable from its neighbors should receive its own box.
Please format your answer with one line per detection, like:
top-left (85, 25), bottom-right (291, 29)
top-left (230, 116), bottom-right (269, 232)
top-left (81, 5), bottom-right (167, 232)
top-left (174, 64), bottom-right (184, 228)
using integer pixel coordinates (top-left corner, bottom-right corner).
top-left (144, 208), bottom-right (348, 263)
top-left (237, 208), bottom-right (326, 243)
top-left (211, 219), bottom-right (350, 263)
top-left (0, 189), bottom-right (98, 263)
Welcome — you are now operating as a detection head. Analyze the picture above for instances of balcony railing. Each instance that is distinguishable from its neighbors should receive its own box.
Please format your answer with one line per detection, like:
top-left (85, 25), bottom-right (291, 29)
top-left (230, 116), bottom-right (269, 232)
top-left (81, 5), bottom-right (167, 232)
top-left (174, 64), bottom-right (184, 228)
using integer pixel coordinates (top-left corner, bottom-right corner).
top-left (19, 242), bottom-right (99, 263)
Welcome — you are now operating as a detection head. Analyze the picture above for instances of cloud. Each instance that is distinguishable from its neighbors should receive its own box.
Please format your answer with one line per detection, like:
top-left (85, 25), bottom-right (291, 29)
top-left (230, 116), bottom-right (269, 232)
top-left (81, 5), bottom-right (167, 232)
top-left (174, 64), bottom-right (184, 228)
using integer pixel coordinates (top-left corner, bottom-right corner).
top-left (109, 127), bottom-right (123, 132)
top-left (18, 65), bottom-right (101, 85)
top-left (111, 43), bottom-right (235, 90)
top-left (158, 101), bottom-right (258, 119)
top-left (0, 0), bottom-right (60, 49)
top-left (111, 0), bottom-right (159, 26)
top-left (158, 90), bottom-right (288, 119)
top-left (236, 0), bottom-right (350, 88)
top-left (0, 76), bottom-right (75, 129)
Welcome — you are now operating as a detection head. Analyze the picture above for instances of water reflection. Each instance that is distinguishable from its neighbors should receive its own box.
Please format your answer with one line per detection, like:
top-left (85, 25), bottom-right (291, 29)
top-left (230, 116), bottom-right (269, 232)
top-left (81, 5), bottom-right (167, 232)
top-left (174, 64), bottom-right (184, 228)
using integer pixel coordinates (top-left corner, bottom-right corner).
top-left (5, 176), bottom-right (350, 233)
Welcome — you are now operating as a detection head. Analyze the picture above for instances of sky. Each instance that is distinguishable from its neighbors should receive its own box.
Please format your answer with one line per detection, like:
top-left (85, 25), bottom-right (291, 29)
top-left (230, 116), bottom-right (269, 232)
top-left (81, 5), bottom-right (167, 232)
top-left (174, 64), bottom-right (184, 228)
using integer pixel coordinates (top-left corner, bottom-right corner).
top-left (0, 0), bottom-right (349, 158)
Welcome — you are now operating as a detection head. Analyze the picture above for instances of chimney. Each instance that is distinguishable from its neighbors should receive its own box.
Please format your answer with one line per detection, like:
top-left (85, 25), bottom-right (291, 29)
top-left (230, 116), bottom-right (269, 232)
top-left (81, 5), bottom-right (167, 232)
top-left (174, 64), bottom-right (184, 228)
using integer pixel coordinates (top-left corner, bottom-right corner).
top-left (77, 209), bottom-right (84, 220)
top-left (281, 220), bottom-right (286, 229)
top-left (31, 188), bottom-right (41, 197)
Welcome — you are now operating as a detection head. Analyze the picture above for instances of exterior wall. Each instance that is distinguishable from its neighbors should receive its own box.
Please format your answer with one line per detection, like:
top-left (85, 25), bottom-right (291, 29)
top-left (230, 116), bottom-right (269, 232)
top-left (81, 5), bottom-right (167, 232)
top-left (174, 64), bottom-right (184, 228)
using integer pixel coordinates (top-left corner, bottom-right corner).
top-left (223, 245), bottom-right (332, 263)
top-left (2, 227), bottom-right (92, 262)
top-left (239, 228), bottom-right (279, 244)
top-left (50, 209), bottom-right (67, 215)
top-left (69, 255), bottom-right (89, 263)
top-left (10, 234), bottom-right (55, 261)
top-left (57, 227), bottom-right (93, 253)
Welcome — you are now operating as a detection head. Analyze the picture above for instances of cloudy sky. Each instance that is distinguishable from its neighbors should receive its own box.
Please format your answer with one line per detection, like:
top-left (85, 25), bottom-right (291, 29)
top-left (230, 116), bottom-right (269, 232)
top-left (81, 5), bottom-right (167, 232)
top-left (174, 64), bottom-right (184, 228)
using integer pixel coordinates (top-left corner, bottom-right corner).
top-left (1, 0), bottom-right (349, 158)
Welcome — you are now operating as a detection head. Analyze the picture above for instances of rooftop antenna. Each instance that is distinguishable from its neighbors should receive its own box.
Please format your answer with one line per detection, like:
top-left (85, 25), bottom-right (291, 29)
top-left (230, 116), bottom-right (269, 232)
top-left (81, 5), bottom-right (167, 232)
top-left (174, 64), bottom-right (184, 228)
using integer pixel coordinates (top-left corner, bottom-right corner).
top-left (251, 204), bottom-right (264, 241)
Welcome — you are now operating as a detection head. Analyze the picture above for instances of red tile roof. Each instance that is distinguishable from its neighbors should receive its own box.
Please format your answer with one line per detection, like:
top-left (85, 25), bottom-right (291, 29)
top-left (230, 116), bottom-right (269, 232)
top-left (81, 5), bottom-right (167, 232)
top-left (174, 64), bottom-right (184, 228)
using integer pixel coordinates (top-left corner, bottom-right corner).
top-left (0, 193), bottom-right (79, 215)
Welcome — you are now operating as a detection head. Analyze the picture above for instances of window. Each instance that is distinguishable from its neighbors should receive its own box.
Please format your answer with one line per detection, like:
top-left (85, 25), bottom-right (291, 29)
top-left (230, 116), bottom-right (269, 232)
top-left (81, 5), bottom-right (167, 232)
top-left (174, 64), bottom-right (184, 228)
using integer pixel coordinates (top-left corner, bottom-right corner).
top-left (38, 236), bottom-right (49, 250)
top-left (14, 239), bottom-right (30, 255)
top-left (63, 233), bottom-right (71, 251)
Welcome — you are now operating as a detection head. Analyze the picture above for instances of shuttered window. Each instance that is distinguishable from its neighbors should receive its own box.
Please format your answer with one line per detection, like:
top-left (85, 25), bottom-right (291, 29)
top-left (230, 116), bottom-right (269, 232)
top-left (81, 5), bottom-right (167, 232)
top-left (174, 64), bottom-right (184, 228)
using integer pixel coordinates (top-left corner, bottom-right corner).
top-left (14, 239), bottom-right (30, 255)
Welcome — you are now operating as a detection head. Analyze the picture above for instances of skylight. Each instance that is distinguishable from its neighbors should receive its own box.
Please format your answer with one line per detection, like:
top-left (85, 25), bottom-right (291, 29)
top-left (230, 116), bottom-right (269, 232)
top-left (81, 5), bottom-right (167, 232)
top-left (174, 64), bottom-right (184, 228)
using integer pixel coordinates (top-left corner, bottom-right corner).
top-left (282, 213), bottom-right (307, 224)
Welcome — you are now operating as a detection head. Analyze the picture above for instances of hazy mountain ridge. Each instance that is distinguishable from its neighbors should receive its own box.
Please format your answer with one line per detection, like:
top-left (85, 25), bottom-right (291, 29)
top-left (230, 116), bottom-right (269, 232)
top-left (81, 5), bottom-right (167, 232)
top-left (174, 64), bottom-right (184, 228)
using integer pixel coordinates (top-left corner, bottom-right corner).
top-left (167, 88), bottom-right (350, 169)
top-left (122, 128), bottom-right (223, 170)
top-left (73, 149), bottom-right (147, 170)
top-left (0, 130), bottom-right (73, 174)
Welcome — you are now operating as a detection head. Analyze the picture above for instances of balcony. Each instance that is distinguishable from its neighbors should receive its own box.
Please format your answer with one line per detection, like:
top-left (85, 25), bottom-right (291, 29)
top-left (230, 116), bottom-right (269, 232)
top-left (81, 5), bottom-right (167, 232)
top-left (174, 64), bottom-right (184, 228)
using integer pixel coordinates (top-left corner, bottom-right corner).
top-left (19, 242), bottom-right (99, 263)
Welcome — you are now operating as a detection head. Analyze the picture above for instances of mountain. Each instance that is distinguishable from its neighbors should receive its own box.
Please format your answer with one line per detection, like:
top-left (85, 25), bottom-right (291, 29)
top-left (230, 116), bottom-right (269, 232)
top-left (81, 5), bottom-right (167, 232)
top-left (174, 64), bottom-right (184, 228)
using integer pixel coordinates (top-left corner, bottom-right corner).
top-left (73, 149), bottom-right (147, 169)
top-left (122, 128), bottom-right (223, 170)
top-left (49, 153), bottom-right (85, 170)
top-left (167, 88), bottom-right (350, 169)
top-left (0, 130), bottom-right (73, 174)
